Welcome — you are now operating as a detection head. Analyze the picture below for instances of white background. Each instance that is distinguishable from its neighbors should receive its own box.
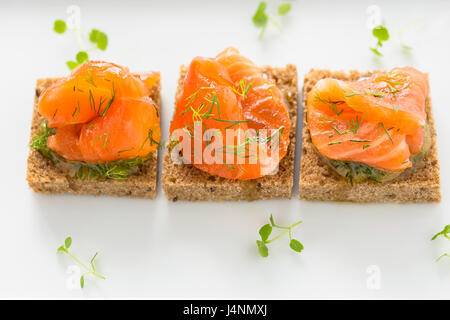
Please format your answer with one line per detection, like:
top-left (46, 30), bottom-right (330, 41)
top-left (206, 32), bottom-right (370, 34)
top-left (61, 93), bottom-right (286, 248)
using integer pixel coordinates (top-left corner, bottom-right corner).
top-left (0, 0), bottom-right (449, 299)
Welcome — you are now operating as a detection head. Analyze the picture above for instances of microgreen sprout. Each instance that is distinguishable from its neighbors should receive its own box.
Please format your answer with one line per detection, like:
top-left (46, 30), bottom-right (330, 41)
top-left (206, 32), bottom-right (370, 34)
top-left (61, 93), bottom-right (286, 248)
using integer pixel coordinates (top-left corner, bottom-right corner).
top-left (53, 20), bottom-right (67, 34)
top-left (431, 225), bottom-right (450, 262)
top-left (53, 17), bottom-right (108, 70)
top-left (256, 214), bottom-right (303, 258)
top-left (57, 237), bottom-right (105, 289)
top-left (252, 1), bottom-right (292, 39)
top-left (370, 25), bottom-right (390, 56)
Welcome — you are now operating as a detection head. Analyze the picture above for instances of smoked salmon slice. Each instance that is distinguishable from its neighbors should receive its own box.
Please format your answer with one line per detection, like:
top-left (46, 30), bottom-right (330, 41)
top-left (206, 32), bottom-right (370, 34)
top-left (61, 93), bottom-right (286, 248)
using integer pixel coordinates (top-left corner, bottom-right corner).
top-left (39, 61), bottom-right (160, 163)
top-left (307, 67), bottom-right (429, 173)
top-left (169, 47), bottom-right (290, 180)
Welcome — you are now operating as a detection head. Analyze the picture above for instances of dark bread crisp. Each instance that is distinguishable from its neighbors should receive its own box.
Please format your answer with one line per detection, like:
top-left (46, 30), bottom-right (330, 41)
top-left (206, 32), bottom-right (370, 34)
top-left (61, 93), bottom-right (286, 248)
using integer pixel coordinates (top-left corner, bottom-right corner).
top-left (162, 65), bottom-right (298, 201)
top-left (299, 69), bottom-right (441, 202)
top-left (26, 77), bottom-right (160, 198)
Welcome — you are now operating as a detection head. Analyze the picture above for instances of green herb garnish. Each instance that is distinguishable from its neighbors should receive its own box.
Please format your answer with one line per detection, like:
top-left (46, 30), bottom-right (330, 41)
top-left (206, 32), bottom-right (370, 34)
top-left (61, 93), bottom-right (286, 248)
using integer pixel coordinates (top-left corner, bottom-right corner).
top-left (75, 155), bottom-right (151, 180)
top-left (256, 214), bottom-right (303, 258)
top-left (314, 94), bottom-right (344, 116)
top-left (89, 29), bottom-right (108, 51)
top-left (431, 225), bottom-right (450, 261)
top-left (350, 139), bottom-right (372, 143)
top-left (252, 2), bottom-right (291, 39)
top-left (53, 20), bottom-right (67, 34)
top-left (328, 141), bottom-right (342, 146)
top-left (232, 79), bottom-right (253, 99)
top-left (370, 25), bottom-right (389, 56)
top-left (347, 113), bottom-right (366, 134)
top-left (379, 122), bottom-right (393, 144)
top-left (57, 236), bottom-right (105, 289)
top-left (278, 3), bottom-right (291, 15)
top-left (30, 121), bottom-right (59, 162)
top-left (431, 225), bottom-right (450, 241)
top-left (53, 17), bottom-right (109, 70)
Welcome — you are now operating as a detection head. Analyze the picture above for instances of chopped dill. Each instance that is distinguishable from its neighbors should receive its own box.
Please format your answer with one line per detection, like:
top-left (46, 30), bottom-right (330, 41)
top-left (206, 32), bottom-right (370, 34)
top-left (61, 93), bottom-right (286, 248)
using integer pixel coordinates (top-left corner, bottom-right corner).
top-left (210, 118), bottom-right (249, 129)
top-left (232, 79), bottom-right (253, 99)
top-left (75, 156), bottom-right (150, 180)
top-left (379, 122), bottom-right (394, 144)
top-left (347, 113), bottom-right (366, 134)
top-left (29, 121), bottom-right (58, 162)
top-left (91, 133), bottom-right (109, 148)
top-left (84, 71), bottom-right (97, 87)
top-left (328, 141), bottom-right (342, 145)
top-left (331, 126), bottom-right (348, 136)
top-left (314, 94), bottom-right (344, 116)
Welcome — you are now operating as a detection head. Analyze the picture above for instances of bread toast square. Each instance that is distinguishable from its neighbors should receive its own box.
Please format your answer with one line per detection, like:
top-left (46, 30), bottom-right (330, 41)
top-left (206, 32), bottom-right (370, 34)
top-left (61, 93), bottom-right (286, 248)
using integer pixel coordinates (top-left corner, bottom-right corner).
top-left (299, 69), bottom-right (441, 202)
top-left (162, 65), bottom-right (298, 201)
top-left (26, 77), bottom-right (160, 199)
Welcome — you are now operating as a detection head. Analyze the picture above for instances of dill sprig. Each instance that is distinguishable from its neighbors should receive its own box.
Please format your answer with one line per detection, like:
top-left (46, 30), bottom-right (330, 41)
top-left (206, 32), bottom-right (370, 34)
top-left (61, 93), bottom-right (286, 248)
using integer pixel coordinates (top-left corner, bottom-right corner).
top-left (75, 155), bottom-right (151, 180)
top-left (232, 79), bottom-right (253, 99)
top-left (212, 126), bottom-right (285, 171)
top-left (347, 113), bottom-right (366, 134)
top-left (379, 122), bottom-right (393, 144)
top-left (29, 121), bottom-right (59, 162)
top-left (314, 94), bottom-right (344, 116)
top-left (101, 82), bottom-right (116, 116)
top-left (209, 118), bottom-right (249, 129)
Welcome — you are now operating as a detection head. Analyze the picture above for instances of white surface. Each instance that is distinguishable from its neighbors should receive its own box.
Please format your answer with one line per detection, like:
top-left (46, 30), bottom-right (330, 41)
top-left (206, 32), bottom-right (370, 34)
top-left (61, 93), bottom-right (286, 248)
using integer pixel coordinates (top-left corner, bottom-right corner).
top-left (0, 0), bottom-right (449, 299)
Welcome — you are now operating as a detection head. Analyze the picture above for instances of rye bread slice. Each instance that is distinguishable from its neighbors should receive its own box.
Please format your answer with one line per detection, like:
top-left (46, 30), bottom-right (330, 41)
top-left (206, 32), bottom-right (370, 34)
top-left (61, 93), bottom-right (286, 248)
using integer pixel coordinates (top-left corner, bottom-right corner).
top-left (162, 64), bottom-right (298, 201)
top-left (299, 69), bottom-right (441, 202)
top-left (26, 77), bottom-right (160, 198)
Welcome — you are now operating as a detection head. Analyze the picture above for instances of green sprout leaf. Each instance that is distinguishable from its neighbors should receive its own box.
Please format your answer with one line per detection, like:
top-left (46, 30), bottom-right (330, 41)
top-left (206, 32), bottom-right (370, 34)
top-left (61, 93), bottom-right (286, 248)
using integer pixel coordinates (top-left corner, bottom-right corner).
top-left (256, 240), bottom-right (269, 258)
top-left (252, 2), bottom-right (269, 28)
top-left (289, 239), bottom-right (304, 253)
top-left (76, 51), bottom-right (89, 64)
top-left (89, 29), bottom-right (108, 50)
top-left (64, 237), bottom-right (72, 249)
top-left (431, 225), bottom-right (449, 263)
top-left (431, 224), bottom-right (450, 240)
top-left (54, 20), bottom-right (67, 34)
top-left (373, 25), bottom-right (389, 42)
top-left (52, 17), bottom-right (109, 70)
top-left (252, 1), bottom-right (291, 39)
top-left (370, 47), bottom-right (382, 56)
top-left (259, 224), bottom-right (272, 241)
top-left (269, 214), bottom-right (275, 226)
top-left (278, 3), bottom-right (291, 15)
top-left (89, 29), bottom-right (99, 42)
top-left (437, 253), bottom-right (450, 261)
top-left (66, 61), bottom-right (79, 70)
top-left (370, 25), bottom-right (390, 56)
top-left (256, 214), bottom-right (303, 258)
top-left (57, 237), bottom-right (105, 289)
